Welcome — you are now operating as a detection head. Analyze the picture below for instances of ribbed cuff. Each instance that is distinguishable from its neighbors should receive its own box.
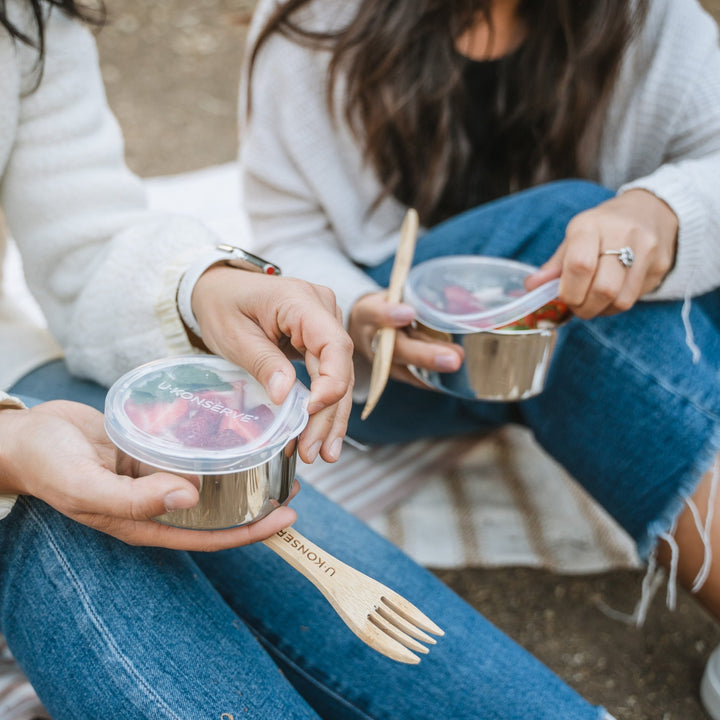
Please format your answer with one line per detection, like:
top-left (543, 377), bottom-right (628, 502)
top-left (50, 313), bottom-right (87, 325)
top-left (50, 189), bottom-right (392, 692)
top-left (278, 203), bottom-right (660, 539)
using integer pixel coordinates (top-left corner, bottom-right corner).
top-left (155, 247), bottom-right (214, 355)
top-left (0, 393), bottom-right (25, 521)
top-left (175, 250), bottom-right (230, 339)
top-left (619, 167), bottom-right (707, 300)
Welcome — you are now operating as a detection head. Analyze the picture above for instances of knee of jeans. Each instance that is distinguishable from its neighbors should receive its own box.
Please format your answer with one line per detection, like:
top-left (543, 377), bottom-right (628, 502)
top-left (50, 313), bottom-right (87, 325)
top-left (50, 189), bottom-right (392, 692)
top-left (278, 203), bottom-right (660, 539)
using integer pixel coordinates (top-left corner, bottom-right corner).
top-left (534, 179), bottom-right (615, 210)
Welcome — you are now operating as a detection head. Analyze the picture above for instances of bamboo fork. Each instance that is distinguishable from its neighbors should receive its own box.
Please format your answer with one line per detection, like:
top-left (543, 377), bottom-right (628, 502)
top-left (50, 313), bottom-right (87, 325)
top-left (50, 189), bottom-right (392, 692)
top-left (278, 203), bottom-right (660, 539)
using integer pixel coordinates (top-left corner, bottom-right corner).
top-left (361, 208), bottom-right (420, 420)
top-left (263, 526), bottom-right (444, 663)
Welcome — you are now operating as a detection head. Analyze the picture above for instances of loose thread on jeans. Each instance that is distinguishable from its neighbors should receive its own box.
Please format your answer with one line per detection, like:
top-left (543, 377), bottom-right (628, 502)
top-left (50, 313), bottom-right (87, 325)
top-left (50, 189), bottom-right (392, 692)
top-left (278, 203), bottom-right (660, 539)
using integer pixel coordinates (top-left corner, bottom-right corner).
top-left (596, 552), bottom-right (665, 626)
top-left (659, 529), bottom-right (679, 611)
top-left (681, 280), bottom-right (701, 365)
top-left (690, 454), bottom-right (720, 593)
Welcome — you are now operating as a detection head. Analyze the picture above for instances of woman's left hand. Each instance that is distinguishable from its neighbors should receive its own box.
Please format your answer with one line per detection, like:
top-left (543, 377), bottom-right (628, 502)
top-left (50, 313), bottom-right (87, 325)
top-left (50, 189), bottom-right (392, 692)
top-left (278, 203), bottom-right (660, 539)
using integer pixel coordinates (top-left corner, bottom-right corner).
top-left (525, 189), bottom-right (679, 319)
top-left (191, 267), bottom-right (354, 465)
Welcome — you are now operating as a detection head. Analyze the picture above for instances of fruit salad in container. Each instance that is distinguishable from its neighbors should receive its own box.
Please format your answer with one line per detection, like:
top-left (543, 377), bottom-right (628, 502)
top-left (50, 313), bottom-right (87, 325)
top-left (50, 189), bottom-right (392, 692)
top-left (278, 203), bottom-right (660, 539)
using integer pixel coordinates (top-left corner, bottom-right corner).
top-left (404, 255), bottom-right (570, 333)
top-left (105, 355), bottom-right (310, 476)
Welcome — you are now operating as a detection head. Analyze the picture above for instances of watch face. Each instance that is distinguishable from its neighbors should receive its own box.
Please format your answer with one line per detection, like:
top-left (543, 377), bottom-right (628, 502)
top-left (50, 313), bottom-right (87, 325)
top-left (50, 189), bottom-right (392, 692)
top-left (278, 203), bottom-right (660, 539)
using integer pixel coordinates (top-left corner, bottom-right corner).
top-left (217, 244), bottom-right (281, 276)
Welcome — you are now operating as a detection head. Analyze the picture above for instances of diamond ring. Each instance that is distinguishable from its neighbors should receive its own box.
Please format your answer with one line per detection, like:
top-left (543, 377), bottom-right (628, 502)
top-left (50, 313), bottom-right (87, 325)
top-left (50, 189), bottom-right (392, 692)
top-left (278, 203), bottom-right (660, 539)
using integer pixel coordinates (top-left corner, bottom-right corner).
top-left (600, 246), bottom-right (635, 268)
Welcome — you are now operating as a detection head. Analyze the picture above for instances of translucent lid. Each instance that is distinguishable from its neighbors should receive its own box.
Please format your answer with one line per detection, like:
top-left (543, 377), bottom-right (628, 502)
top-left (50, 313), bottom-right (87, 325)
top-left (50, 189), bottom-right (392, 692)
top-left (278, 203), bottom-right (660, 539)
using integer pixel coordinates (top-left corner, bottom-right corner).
top-left (105, 355), bottom-right (309, 474)
top-left (404, 256), bottom-right (560, 333)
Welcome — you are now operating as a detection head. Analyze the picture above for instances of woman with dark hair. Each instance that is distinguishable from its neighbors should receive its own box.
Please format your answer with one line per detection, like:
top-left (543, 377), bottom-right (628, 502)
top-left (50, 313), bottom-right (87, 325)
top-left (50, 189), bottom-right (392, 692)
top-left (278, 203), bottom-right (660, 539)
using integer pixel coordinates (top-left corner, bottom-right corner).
top-left (240, 0), bottom-right (720, 713)
top-left (0, 2), bottom-right (620, 719)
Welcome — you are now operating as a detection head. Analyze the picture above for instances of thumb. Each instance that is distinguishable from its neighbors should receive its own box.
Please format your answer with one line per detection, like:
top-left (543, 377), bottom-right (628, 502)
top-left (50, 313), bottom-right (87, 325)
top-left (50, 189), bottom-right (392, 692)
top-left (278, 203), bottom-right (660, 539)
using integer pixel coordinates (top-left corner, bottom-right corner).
top-left (76, 468), bottom-right (201, 521)
top-left (524, 247), bottom-right (565, 291)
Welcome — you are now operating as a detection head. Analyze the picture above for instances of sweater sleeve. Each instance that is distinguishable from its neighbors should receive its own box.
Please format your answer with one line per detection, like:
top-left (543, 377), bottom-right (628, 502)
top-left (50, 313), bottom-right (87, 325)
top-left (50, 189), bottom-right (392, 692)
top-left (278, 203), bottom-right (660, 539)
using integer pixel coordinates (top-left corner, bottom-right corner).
top-left (239, 14), bottom-right (381, 325)
top-left (618, 0), bottom-right (720, 300)
top-left (0, 10), bottom-right (221, 387)
top-left (0, 392), bottom-right (25, 521)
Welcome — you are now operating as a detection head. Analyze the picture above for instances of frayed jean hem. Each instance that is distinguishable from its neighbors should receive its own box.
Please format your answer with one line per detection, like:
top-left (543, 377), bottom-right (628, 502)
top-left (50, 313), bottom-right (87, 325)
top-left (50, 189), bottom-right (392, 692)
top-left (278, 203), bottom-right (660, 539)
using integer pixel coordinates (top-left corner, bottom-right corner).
top-left (636, 421), bottom-right (720, 561)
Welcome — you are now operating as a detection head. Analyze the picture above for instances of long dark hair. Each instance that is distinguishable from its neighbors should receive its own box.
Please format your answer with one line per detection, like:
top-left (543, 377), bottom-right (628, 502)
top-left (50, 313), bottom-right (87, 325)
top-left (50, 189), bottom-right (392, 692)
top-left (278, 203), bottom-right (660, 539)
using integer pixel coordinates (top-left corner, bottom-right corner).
top-left (249, 0), bottom-right (649, 226)
top-left (1, 0), bottom-right (104, 77)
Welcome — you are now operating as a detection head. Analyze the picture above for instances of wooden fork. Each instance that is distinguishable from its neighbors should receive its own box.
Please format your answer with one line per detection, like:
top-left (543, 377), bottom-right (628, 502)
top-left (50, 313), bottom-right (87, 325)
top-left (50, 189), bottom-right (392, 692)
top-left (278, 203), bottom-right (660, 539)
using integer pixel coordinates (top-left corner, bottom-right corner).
top-left (263, 526), bottom-right (444, 663)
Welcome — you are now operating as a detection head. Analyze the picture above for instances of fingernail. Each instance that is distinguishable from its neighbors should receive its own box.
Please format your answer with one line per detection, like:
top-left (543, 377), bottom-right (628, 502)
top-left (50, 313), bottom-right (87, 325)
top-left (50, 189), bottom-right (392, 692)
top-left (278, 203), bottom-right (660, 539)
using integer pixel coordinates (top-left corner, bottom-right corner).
top-left (164, 489), bottom-right (195, 512)
top-left (328, 437), bottom-right (344, 461)
top-left (306, 441), bottom-right (322, 463)
top-left (435, 353), bottom-right (460, 372)
top-left (390, 305), bottom-right (416, 323)
top-left (268, 372), bottom-right (289, 403)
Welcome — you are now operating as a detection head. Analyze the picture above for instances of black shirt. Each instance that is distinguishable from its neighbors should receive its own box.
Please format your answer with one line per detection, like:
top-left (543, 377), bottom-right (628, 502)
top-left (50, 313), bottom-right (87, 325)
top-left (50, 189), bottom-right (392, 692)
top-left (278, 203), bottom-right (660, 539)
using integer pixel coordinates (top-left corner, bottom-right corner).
top-left (431, 52), bottom-right (521, 225)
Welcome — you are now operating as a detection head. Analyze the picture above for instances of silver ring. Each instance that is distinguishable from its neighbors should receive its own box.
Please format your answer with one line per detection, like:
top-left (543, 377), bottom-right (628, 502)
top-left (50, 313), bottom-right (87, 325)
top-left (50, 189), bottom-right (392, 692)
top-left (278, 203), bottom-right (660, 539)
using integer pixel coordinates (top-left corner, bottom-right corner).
top-left (600, 246), bottom-right (634, 268)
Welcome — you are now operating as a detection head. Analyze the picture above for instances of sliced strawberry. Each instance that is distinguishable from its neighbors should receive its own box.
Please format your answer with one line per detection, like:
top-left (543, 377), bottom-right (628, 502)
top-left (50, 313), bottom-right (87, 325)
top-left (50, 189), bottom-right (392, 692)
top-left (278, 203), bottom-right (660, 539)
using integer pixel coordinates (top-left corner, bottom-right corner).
top-left (124, 398), bottom-right (189, 436)
top-left (173, 409), bottom-right (223, 448)
top-left (212, 429), bottom-right (246, 450)
top-left (443, 285), bottom-right (486, 314)
top-left (218, 403), bottom-right (274, 443)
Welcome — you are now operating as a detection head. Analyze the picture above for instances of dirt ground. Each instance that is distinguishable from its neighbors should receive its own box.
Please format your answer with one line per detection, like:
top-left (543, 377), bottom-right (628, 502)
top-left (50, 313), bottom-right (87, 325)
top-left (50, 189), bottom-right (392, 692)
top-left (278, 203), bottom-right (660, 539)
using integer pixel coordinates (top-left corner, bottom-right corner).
top-left (95, 2), bottom-right (720, 718)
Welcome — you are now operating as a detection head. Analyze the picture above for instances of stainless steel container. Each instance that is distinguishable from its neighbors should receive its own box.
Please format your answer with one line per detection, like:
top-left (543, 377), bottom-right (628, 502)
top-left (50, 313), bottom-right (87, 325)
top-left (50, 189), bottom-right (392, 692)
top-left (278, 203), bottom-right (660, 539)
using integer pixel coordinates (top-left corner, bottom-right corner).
top-left (105, 355), bottom-right (309, 530)
top-left (407, 323), bottom-right (560, 401)
top-left (404, 256), bottom-right (567, 402)
top-left (117, 440), bottom-right (298, 530)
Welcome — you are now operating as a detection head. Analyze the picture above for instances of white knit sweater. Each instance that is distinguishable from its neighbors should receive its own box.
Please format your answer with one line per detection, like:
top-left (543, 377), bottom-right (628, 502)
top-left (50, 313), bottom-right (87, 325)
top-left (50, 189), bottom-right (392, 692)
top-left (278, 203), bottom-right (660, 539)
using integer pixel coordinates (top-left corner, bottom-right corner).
top-left (0, 2), bottom-right (219, 393)
top-left (240, 0), bottom-right (720, 325)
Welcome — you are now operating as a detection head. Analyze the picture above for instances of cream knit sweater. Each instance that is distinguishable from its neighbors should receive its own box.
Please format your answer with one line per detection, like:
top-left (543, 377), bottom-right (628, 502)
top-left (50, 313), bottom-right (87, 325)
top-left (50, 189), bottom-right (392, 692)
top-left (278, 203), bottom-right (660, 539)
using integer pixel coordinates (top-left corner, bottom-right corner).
top-left (0, 4), bottom-right (232, 519)
top-left (240, 0), bottom-right (720, 325)
top-left (0, 3), bottom-right (218, 394)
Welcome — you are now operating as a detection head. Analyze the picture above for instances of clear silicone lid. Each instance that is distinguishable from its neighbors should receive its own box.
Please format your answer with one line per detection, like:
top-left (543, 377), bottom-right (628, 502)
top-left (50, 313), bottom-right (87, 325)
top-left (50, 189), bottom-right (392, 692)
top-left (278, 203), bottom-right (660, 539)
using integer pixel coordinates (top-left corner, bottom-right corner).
top-left (105, 355), bottom-right (310, 474)
top-left (404, 256), bottom-right (560, 333)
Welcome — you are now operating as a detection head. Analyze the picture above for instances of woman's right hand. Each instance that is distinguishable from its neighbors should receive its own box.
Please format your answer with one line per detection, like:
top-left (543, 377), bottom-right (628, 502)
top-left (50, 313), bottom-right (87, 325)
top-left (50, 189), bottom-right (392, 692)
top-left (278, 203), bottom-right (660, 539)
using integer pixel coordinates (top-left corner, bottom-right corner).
top-left (348, 292), bottom-right (464, 386)
top-left (0, 401), bottom-right (296, 551)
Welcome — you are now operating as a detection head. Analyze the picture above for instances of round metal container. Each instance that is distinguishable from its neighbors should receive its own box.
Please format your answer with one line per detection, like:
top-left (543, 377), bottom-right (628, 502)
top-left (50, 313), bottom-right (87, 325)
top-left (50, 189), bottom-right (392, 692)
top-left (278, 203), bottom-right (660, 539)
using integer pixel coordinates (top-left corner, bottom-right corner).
top-left (105, 355), bottom-right (309, 530)
top-left (404, 256), bottom-right (567, 402)
top-left (116, 441), bottom-right (297, 530)
top-left (407, 323), bottom-right (559, 401)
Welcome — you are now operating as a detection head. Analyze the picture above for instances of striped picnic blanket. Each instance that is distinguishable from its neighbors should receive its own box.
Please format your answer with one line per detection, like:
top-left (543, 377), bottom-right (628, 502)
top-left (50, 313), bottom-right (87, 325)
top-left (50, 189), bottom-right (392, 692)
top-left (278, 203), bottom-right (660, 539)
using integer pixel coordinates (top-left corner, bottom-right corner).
top-left (0, 639), bottom-right (48, 720)
top-left (299, 425), bottom-right (640, 573)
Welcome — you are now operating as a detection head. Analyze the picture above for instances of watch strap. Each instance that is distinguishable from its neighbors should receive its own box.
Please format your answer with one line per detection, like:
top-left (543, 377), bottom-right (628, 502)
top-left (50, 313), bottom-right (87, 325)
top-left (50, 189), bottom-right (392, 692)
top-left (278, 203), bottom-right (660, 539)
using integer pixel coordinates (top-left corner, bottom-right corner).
top-left (177, 245), bottom-right (282, 339)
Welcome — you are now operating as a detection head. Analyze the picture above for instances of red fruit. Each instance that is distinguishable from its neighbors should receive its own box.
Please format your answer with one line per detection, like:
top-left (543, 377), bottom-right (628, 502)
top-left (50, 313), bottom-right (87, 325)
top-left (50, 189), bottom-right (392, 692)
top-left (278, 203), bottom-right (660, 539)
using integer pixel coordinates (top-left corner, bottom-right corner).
top-left (124, 398), bottom-right (189, 435)
top-left (443, 285), bottom-right (485, 315)
top-left (173, 410), bottom-right (223, 448)
top-left (218, 403), bottom-right (274, 443)
top-left (212, 429), bottom-right (246, 450)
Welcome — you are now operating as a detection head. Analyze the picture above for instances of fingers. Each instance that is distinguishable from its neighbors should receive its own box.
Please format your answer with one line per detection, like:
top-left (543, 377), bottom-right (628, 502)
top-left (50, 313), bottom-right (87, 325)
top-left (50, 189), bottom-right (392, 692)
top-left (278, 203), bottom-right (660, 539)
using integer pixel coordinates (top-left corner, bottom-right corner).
top-left (299, 384), bottom-right (353, 463)
top-left (542, 192), bottom-right (679, 320)
top-left (524, 250), bottom-right (563, 291)
top-left (348, 292), bottom-right (416, 360)
top-left (83, 505), bottom-right (298, 552)
top-left (392, 331), bottom-right (463, 374)
top-left (560, 222), bottom-right (643, 318)
top-left (295, 346), bottom-right (353, 463)
top-left (192, 267), bottom-right (355, 456)
top-left (58, 465), bottom-right (201, 521)
top-left (64, 463), bottom-right (299, 550)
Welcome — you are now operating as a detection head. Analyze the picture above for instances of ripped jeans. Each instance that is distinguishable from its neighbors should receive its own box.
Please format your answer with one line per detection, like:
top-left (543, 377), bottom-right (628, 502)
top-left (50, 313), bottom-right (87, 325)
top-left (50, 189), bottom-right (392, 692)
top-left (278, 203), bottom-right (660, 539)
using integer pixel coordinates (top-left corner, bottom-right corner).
top-left (347, 180), bottom-right (720, 560)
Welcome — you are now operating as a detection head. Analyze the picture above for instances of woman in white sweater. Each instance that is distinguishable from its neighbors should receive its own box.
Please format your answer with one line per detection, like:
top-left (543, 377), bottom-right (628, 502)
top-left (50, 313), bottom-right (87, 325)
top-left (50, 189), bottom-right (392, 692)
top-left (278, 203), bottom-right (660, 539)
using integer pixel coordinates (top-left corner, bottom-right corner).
top-left (241, 0), bottom-right (720, 713)
top-left (0, 2), bottom-right (620, 719)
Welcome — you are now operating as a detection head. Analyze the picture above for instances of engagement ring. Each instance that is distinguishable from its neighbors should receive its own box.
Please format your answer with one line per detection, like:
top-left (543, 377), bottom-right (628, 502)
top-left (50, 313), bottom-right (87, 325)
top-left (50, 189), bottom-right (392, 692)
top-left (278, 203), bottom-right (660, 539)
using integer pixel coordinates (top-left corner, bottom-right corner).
top-left (600, 246), bottom-right (635, 268)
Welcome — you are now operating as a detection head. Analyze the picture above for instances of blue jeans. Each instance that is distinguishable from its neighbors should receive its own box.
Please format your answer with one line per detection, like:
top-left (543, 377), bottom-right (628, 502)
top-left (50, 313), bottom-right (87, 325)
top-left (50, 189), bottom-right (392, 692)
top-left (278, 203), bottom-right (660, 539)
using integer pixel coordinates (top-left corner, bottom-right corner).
top-left (2, 364), bottom-right (605, 719)
top-left (346, 180), bottom-right (720, 558)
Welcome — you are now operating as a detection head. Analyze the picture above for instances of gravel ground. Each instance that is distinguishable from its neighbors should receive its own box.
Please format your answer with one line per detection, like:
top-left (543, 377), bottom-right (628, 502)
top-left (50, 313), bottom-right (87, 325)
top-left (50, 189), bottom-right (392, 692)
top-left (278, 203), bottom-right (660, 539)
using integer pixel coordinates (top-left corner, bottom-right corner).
top-left (95, 2), bottom-right (720, 717)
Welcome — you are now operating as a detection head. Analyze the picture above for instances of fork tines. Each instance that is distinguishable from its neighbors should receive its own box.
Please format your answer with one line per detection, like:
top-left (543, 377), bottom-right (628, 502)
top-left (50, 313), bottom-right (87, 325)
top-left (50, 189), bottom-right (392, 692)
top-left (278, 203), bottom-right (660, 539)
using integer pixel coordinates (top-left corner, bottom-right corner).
top-left (367, 594), bottom-right (444, 664)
